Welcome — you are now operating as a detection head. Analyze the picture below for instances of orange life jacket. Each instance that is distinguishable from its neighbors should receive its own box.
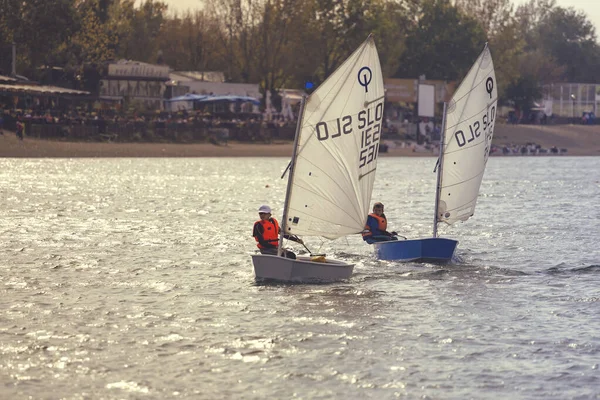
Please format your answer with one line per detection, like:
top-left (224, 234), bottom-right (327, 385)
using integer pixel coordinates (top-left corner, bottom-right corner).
top-left (254, 218), bottom-right (280, 249)
top-left (362, 213), bottom-right (387, 238)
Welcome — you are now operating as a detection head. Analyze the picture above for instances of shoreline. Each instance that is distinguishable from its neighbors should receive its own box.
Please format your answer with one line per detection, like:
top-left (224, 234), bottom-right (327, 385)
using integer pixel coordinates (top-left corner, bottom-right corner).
top-left (2, 124), bottom-right (600, 158)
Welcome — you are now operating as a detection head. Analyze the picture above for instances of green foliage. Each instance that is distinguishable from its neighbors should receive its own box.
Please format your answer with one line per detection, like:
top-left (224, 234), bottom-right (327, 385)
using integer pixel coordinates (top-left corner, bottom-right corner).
top-left (455, 0), bottom-right (515, 38)
top-left (109, 0), bottom-right (167, 63)
top-left (253, 1), bottom-right (306, 97)
top-left (536, 7), bottom-right (599, 82)
top-left (2, 0), bottom-right (600, 111)
top-left (0, 0), bottom-right (19, 73)
top-left (367, 0), bottom-right (409, 77)
top-left (395, 0), bottom-right (487, 80)
top-left (455, 0), bottom-right (521, 103)
top-left (71, 7), bottom-right (116, 65)
top-left (1, 0), bottom-right (78, 78)
top-left (503, 0), bottom-right (600, 107)
top-left (504, 76), bottom-right (543, 113)
top-left (157, 10), bottom-right (225, 72)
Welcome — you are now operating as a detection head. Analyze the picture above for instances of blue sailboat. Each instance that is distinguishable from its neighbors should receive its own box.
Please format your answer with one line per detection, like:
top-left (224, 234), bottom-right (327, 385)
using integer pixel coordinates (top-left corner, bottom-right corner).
top-left (374, 44), bottom-right (498, 262)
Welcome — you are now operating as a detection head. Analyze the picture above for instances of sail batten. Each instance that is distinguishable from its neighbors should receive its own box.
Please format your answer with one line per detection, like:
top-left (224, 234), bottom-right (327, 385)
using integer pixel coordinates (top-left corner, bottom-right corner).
top-left (441, 194), bottom-right (482, 213)
top-left (441, 170), bottom-right (486, 190)
top-left (437, 44), bottom-right (497, 226)
top-left (442, 139), bottom-right (486, 156)
top-left (290, 176), bottom-right (365, 227)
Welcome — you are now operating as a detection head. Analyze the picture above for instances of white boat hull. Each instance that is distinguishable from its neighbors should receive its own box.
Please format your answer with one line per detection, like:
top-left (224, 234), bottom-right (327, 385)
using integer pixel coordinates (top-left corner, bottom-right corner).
top-left (251, 254), bottom-right (354, 282)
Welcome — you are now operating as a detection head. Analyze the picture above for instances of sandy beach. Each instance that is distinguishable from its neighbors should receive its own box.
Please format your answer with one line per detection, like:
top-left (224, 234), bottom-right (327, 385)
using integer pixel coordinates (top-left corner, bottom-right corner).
top-left (1, 124), bottom-right (600, 157)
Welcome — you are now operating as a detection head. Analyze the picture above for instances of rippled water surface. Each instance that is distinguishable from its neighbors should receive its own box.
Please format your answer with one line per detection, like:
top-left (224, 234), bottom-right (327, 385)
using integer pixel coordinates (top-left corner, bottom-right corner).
top-left (1, 157), bottom-right (599, 399)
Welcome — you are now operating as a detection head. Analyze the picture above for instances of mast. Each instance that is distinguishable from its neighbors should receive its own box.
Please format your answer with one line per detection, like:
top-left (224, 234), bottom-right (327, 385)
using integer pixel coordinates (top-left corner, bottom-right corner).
top-left (277, 95), bottom-right (307, 256)
top-left (432, 102), bottom-right (447, 238)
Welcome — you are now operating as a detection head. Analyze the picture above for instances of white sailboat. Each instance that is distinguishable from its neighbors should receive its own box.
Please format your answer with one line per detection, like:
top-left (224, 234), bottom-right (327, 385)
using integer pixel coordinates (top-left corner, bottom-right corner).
top-left (252, 34), bottom-right (385, 282)
top-left (375, 44), bottom-right (498, 262)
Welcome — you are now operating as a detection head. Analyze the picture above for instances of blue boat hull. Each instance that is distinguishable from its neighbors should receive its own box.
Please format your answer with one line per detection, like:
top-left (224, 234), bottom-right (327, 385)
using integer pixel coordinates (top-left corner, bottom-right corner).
top-left (373, 237), bottom-right (458, 262)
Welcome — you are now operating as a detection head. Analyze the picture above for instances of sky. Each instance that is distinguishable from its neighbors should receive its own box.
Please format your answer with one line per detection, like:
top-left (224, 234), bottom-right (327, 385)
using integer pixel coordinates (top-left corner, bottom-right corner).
top-left (157, 0), bottom-right (600, 34)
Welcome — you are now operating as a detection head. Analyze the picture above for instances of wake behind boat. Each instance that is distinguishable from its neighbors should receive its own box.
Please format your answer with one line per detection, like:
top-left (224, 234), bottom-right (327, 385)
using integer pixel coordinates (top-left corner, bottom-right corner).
top-left (375, 44), bottom-right (498, 262)
top-left (252, 34), bottom-right (385, 282)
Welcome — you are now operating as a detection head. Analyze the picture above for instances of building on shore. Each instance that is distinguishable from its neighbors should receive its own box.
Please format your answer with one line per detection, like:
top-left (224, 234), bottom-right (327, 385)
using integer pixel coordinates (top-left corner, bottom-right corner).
top-left (542, 83), bottom-right (598, 121)
top-left (0, 74), bottom-right (17, 84)
top-left (166, 70), bottom-right (261, 114)
top-left (0, 79), bottom-right (89, 112)
top-left (98, 60), bottom-right (170, 111)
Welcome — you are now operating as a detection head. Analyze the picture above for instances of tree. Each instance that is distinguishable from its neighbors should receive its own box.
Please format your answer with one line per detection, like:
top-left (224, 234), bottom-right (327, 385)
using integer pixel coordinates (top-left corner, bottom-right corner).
top-left (109, 0), bottom-right (167, 63)
top-left (504, 49), bottom-right (564, 115)
top-left (4, 0), bottom-right (78, 78)
top-left (455, 0), bottom-right (514, 38)
top-left (454, 0), bottom-right (521, 102)
top-left (365, 0), bottom-right (409, 78)
top-left (536, 7), bottom-right (600, 82)
top-left (71, 6), bottom-right (116, 65)
top-left (394, 0), bottom-right (487, 80)
top-left (158, 10), bottom-right (226, 72)
top-left (503, 0), bottom-right (600, 111)
top-left (254, 1), bottom-right (305, 98)
top-left (65, 5), bottom-right (117, 91)
top-left (340, 0), bottom-right (408, 77)
top-left (514, 0), bottom-right (557, 52)
top-left (0, 0), bottom-right (21, 74)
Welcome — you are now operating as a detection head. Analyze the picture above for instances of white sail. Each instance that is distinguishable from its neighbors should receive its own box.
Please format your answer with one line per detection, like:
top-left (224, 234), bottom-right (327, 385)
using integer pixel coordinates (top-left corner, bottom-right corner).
top-left (437, 45), bottom-right (497, 225)
top-left (283, 35), bottom-right (385, 240)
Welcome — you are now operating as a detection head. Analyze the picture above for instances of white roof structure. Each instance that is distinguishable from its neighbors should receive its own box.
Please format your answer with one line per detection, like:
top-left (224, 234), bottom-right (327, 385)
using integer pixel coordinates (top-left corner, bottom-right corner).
top-left (0, 83), bottom-right (89, 96)
top-left (0, 75), bottom-right (17, 83)
top-left (169, 71), bottom-right (225, 83)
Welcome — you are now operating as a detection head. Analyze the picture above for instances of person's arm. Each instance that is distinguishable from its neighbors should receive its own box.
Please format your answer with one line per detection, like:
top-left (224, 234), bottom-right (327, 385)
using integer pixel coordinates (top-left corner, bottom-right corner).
top-left (275, 219), bottom-right (303, 244)
top-left (253, 223), bottom-right (277, 248)
top-left (283, 234), bottom-right (303, 244)
top-left (362, 216), bottom-right (377, 240)
top-left (380, 213), bottom-right (395, 236)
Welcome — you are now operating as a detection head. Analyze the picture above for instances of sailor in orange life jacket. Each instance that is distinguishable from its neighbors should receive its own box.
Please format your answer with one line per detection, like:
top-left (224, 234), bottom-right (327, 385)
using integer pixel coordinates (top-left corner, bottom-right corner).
top-left (252, 205), bottom-right (304, 259)
top-left (362, 202), bottom-right (399, 244)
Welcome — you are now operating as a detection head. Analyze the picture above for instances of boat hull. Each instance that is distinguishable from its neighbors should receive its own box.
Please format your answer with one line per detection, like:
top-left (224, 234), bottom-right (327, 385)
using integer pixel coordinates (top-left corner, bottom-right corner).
top-left (251, 254), bottom-right (354, 282)
top-left (373, 238), bottom-right (458, 262)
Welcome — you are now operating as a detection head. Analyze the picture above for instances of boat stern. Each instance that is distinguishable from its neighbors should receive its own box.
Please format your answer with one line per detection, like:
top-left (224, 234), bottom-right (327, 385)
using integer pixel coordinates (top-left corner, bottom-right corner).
top-left (374, 238), bottom-right (458, 262)
top-left (251, 254), bottom-right (354, 282)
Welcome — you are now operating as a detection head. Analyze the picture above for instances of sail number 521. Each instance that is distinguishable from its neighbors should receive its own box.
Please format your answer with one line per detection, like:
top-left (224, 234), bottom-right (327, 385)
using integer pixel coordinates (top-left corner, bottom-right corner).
top-left (454, 105), bottom-right (496, 147)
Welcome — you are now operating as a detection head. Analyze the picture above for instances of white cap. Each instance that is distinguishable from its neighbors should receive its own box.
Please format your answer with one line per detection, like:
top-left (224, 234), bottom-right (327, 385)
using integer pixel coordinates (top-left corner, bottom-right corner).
top-left (258, 205), bottom-right (272, 213)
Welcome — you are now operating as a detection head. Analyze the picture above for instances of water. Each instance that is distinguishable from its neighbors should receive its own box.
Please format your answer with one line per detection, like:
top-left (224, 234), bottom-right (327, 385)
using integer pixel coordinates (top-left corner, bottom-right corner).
top-left (1, 157), bottom-right (599, 399)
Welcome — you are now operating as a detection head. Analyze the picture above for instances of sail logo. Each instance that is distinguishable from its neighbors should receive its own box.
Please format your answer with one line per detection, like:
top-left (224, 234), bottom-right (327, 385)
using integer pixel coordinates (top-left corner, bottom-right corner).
top-left (486, 78), bottom-right (494, 99)
top-left (358, 67), bottom-right (372, 93)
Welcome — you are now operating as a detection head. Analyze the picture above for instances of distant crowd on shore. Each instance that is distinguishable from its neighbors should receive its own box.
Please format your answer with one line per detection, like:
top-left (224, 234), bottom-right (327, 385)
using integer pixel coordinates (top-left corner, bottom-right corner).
top-left (492, 142), bottom-right (568, 155)
top-left (401, 141), bottom-right (568, 156)
top-left (507, 109), bottom-right (598, 126)
top-left (0, 108), bottom-right (298, 143)
top-left (0, 107), bottom-right (574, 156)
